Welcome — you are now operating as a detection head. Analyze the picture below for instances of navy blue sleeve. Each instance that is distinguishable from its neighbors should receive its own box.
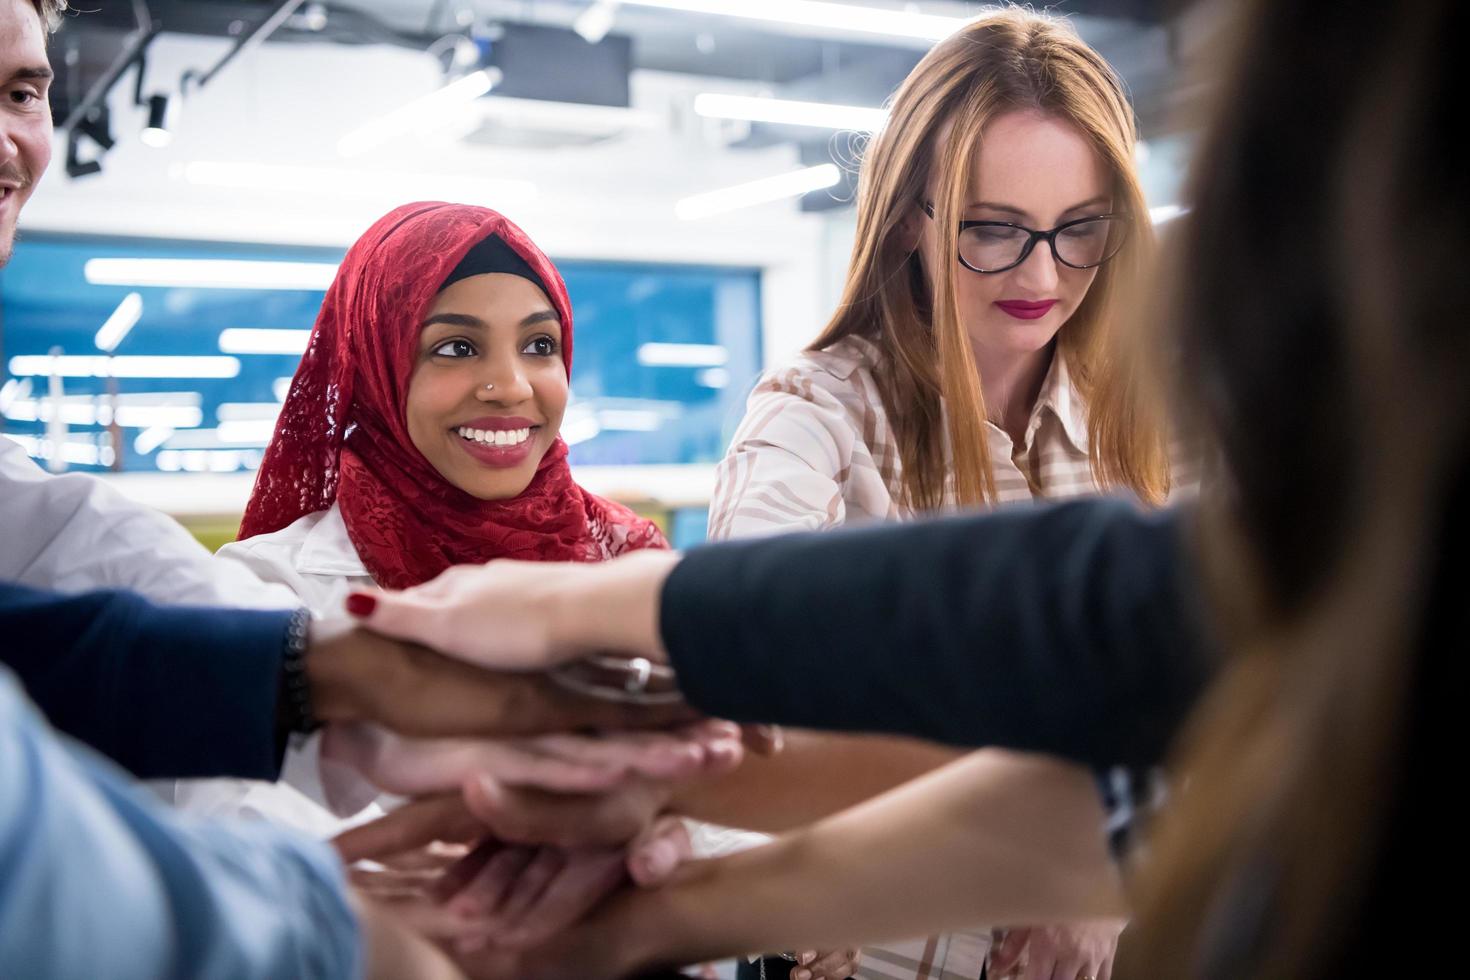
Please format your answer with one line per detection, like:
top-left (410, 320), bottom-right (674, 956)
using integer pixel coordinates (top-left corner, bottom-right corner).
top-left (0, 581), bottom-right (293, 781)
top-left (662, 498), bottom-right (1217, 770)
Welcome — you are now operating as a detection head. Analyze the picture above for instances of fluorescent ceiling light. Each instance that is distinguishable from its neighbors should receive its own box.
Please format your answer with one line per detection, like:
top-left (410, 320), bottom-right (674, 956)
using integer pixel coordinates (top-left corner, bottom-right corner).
top-left (561, 415), bottom-right (602, 446)
top-left (156, 448), bottom-right (254, 473)
top-left (8, 355), bottom-right (241, 379)
top-left (109, 405), bottom-right (204, 427)
top-left (694, 93), bottom-right (886, 132)
top-left (85, 258), bottom-right (338, 291)
top-left (574, 0), bottom-right (621, 43)
top-left (9, 434), bottom-right (113, 467)
top-left (218, 328), bottom-right (312, 356)
top-left (133, 425), bottom-right (175, 454)
top-left (0, 378), bottom-right (30, 411)
top-left (597, 409), bottom-right (665, 432)
top-left (218, 420), bottom-right (279, 445)
top-left (164, 424), bottom-right (274, 449)
top-left (217, 402), bottom-right (285, 422)
top-left (637, 342), bottom-right (730, 367)
top-left (619, 0), bottom-right (966, 42)
top-left (2, 400), bottom-right (202, 428)
top-left (676, 163), bottom-right (841, 220)
top-left (94, 292), bottom-right (144, 352)
top-left (5, 390), bottom-right (200, 409)
top-left (183, 162), bottom-right (538, 209)
top-left (696, 367), bottom-right (730, 388)
top-left (338, 69), bottom-right (500, 158)
top-left (472, 95), bottom-right (661, 136)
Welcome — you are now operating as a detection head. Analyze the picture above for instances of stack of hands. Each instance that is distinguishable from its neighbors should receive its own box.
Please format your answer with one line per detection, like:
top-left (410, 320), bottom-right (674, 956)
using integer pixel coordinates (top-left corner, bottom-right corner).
top-left (306, 557), bottom-right (1118, 980)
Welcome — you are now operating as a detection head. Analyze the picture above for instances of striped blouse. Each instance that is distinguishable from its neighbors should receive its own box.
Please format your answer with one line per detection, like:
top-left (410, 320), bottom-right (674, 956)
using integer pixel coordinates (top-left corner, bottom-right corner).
top-left (705, 335), bottom-right (1110, 980)
top-left (710, 334), bottom-right (1100, 542)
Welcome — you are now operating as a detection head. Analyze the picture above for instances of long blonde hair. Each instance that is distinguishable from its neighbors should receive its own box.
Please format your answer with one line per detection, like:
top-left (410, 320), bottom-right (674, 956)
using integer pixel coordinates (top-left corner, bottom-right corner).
top-left (811, 6), bottom-right (1169, 510)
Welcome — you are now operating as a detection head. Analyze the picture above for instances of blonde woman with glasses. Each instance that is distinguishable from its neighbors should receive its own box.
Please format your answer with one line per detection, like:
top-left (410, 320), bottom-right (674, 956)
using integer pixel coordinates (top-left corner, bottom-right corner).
top-left (703, 8), bottom-right (1179, 980)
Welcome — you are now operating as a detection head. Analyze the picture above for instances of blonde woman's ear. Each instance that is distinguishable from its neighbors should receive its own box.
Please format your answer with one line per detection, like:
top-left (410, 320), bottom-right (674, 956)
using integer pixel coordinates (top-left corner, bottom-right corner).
top-left (895, 205), bottom-right (926, 254)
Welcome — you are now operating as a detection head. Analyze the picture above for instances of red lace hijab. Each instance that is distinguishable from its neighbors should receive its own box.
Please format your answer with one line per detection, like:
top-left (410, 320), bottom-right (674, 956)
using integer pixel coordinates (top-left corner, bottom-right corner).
top-left (238, 202), bottom-right (666, 589)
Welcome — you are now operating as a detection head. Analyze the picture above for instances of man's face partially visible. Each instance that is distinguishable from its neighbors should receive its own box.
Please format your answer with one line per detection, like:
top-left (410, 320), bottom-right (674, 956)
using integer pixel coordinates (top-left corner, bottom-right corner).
top-left (0, 0), bottom-right (53, 267)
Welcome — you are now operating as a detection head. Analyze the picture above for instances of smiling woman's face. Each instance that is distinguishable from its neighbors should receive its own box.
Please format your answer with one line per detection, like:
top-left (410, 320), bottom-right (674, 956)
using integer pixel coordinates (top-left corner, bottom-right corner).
top-left (404, 272), bottom-right (569, 500)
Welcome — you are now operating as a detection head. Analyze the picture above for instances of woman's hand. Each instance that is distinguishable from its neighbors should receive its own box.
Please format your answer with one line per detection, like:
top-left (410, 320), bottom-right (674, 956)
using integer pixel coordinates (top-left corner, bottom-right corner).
top-left (988, 920), bottom-right (1124, 980)
top-left (790, 948), bottom-right (862, 980)
top-left (344, 551), bottom-right (680, 671)
top-left (334, 777), bottom-right (702, 959)
top-left (323, 719), bottom-right (742, 798)
top-left (619, 815), bottom-right (859, 980)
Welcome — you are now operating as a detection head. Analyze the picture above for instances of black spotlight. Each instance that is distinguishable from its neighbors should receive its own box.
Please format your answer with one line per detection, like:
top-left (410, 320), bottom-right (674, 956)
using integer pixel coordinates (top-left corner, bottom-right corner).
top-left (141, 93), bottom-right (173, 148)
top-left (76, 104), bottom-right (115, 151)
top-left (65, 130), bottom-right (103, 179)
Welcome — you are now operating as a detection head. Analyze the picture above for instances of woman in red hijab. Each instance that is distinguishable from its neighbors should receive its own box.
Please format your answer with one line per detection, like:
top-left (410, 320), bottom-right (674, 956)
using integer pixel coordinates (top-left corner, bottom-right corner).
top-left (202, 203), bottom-right (706, 950)
top-left (234, 200), bottom-right (665, 596)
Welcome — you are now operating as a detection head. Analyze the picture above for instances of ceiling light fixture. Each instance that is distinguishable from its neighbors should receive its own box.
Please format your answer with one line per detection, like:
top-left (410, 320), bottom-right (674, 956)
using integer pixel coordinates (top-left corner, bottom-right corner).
top-left (675, 164), bottom-right (841, 220)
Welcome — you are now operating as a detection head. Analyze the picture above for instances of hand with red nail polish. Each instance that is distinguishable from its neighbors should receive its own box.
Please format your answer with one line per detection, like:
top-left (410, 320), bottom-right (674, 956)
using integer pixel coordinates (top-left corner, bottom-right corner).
top-left (297, 618), bottom-right (698, 747)
top-left (341, 550), bottom-right (680, 674)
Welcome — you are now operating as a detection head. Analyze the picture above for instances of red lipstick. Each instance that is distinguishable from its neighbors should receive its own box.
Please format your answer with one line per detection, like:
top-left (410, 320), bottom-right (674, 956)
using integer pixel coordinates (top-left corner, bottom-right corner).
top-left (994, 300), bottom-right (1058, 320)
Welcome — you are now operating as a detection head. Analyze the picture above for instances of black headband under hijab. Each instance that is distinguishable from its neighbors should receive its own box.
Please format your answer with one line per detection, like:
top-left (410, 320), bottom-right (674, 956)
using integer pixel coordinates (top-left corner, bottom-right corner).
top-left (440, 234), bottom-right (551, 296)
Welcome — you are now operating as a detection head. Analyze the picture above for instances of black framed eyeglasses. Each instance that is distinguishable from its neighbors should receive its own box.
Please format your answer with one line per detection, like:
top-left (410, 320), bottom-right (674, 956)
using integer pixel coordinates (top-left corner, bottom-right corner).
top-left (919, 200), bottom-right (1130, 274)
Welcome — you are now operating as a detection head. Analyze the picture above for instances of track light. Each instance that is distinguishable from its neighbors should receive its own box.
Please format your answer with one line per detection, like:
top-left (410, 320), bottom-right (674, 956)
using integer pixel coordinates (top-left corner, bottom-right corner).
top-left (65, 131), bottom-right (103, 179)
top-left (141, 94), bottom-right (173, 148)
top-left (78, 105), bottom-right (115, 151)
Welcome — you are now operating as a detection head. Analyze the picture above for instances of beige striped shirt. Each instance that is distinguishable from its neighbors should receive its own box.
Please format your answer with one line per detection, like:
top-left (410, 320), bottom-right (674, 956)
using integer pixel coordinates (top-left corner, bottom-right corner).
top-left (705, 335), bottom-right (1109, 980)
top-left (710, 334), bottom-right (1099, 542)
top-left (705, 337), bottom-right (1194, 979)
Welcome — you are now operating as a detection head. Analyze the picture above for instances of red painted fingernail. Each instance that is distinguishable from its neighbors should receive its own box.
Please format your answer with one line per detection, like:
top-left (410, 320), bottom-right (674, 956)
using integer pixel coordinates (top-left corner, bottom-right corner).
top-left (345, 593), bottom-right (377, 617)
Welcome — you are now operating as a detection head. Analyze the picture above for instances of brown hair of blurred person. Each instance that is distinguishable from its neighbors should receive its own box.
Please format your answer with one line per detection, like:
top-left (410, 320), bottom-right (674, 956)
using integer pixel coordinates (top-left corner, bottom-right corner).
top-left (1121, 0), bottom-right (1463, 977)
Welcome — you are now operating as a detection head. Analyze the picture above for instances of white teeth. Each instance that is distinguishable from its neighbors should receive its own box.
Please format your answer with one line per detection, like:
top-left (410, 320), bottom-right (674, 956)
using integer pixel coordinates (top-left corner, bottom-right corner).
top-left (456, 426), bottom-right (532, 447)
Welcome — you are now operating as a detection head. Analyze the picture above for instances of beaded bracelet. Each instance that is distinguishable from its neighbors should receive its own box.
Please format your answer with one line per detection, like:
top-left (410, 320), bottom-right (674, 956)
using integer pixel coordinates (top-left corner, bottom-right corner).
top-left (280, 606), bottom-right (321, 734)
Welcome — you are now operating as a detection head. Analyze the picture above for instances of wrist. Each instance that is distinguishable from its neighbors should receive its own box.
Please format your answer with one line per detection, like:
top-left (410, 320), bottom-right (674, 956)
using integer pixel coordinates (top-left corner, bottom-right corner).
top-left (272, 608), bottom-right (322, 755)
top-left (550, 551), bottom-right (679, 663)
top-left (589, 884), bottom-right (686, 977)
top-left (303, 619), bottom-right (366, 724)
top-left (351, 891), bottom-right (465, 980)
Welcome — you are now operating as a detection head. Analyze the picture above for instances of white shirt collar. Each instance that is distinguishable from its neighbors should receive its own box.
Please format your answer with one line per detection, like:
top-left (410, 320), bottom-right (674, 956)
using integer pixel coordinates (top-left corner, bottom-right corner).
top-left (295, 502), bottom-right (371, 578)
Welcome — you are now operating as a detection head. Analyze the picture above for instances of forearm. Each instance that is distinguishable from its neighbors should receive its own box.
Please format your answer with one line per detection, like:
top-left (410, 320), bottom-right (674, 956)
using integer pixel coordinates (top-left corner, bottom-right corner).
top-left (353, 894), bottom-right (465, 980)
top-left (672, 731), bottom-right (960, 832)
top-left (613, 750), bottom-right (1127, 972)
top-left (660, 500), bottom-right (1213, 769)
top-left (0, 582), bottom-right (291, 780)
top-left (551, 550), bottom-right (675, 661)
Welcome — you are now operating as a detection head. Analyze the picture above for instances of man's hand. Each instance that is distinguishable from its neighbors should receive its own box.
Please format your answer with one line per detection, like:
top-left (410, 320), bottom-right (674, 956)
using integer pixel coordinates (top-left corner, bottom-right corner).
top-left (304, 619), bottom-right (695, 739)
